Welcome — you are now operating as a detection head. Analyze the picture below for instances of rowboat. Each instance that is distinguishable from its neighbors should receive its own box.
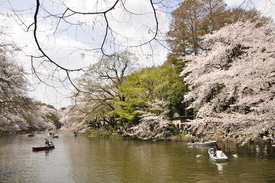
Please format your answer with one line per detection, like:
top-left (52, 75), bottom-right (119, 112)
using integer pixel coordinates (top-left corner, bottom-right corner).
top-left (208, 148), bottom-right (228, 161)
top-left (32, 144), bottom-right (55, 151)
top-left (48, 133), bottom-right (59, 138)
top-left (188, 140), bottom-right (217, 146)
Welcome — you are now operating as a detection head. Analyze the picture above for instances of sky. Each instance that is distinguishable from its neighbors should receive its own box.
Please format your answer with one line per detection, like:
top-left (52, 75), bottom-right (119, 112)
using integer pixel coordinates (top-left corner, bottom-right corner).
top-left (0, 0), bottom-right (275, 109)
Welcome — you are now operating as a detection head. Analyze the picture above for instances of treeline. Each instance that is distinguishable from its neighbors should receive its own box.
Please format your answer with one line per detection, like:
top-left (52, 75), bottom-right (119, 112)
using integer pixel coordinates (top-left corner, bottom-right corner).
top-left (0, 40), bottom-right (62, 133)
top-left (2, 0), bottom-right (273, 142)
top-left (69, 0), bottom-right (273, 141)
top-left (70, 52), bottom-right (188, 135)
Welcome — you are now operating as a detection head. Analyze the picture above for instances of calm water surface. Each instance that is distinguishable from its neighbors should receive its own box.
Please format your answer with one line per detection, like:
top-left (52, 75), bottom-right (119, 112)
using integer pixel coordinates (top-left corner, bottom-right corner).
top-left (0, 131), bottom-right (275, 183)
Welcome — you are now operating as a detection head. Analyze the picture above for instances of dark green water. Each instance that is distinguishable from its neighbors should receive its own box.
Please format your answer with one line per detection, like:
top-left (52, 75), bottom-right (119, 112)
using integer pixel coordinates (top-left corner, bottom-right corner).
top-left (0, 131), bottom-right (275, 183)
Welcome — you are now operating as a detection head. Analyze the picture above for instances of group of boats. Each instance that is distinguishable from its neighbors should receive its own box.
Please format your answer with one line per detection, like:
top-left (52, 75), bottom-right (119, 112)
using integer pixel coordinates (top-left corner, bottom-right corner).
top-left (30, 131), bottom-right (78, 151)
top-left (188, 140), bottom-right (229, 161)
top-left (30, 132), bottom-right (59, 151)
top-left (30, 132), bottom-right (228, 161)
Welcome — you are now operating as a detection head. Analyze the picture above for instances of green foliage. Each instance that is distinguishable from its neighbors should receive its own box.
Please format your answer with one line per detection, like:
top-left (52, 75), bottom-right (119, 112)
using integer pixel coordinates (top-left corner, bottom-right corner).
top-left (73, 51), bottom-right (190, 131)
top-left (72, 51), bottom-right (139, 131)
top-left (156, 61), bottom-right (188, 118)
top-left (88, 130), bottom-right (112, 138)
top-left (112, 60), bottom-right (189, 124)
top-left (46, 104), bottom-right (55, 109)
top-left (110, 67), bottom-right (152, 125)
top-left (34, 101), bottom-right (55, 109)
top-left (25, 116), bottom-right (33, 126)
top-left (46, 113), bottom-right (62, 129)
top-left (165, 125), bottom-right (178, 135)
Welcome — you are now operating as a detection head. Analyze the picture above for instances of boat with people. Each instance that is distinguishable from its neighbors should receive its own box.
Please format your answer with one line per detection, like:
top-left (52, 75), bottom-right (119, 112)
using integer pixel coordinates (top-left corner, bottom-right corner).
top-left (188, 140), bottom-right (217, 146)
top-left (48, 132), bottom-right (59, 138)
top-left (32, 138), bottom-right (55, 151)
top-left (32, 144), bottom-right (55, 151)
top-left (208, 148), bottom-right (228, 161)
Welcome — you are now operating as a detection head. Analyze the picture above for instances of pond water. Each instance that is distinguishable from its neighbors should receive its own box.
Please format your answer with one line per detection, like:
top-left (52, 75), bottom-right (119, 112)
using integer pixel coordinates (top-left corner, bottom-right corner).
top-left (0, 131), bottom-right (275, 183)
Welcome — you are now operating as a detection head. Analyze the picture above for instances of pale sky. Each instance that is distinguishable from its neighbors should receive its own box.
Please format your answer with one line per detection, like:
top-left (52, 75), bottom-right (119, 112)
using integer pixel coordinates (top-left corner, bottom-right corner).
top-left (0, 0), bottom-right (274, 109)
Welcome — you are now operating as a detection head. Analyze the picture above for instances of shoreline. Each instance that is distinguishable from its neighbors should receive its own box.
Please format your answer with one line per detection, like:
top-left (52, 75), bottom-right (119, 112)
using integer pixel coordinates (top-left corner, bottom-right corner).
top-left (87, 130), bottom-right (275, 146)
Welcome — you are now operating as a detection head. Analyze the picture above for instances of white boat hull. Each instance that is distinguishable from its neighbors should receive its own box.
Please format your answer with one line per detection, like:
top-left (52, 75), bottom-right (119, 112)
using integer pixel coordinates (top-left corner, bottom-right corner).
top-left (208, 148), bottom-right (228, 161)
top-left (188, 141), bottom-right (217, 146)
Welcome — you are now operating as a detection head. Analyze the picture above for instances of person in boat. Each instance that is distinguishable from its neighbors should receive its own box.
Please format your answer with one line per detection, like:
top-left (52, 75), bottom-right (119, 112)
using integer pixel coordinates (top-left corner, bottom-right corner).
top-left (213, 144), bottom-right (221, 157)
top-left (45, 138), bottom-right (50, 146)
top-left (191, 128), bottom-right (197, 137)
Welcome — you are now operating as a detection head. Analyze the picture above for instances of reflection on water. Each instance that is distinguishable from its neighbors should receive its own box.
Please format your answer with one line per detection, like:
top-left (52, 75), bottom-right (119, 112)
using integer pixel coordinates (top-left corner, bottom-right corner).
top-left (214, 162), bottom-right (228, 174)
top-left (0, 131), bottom-right (275, 183)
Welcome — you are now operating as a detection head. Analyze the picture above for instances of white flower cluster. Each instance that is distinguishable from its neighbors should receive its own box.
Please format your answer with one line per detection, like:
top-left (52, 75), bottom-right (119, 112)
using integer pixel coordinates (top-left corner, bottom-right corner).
top-left (181, 21), bottom-right (275, 140)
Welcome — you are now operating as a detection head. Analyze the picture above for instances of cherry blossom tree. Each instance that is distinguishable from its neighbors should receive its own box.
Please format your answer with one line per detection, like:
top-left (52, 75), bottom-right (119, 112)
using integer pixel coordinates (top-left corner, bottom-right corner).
top-left (0, 37), bottom-right (28, 132)
top-left (181, 21), bottom-right (275, 142)
top-left (0, 35), bottom-right (60, 132)
top-left (126, 99), bottom-right (176, 140)
top-left (0, 103), bottom-right (59, 133)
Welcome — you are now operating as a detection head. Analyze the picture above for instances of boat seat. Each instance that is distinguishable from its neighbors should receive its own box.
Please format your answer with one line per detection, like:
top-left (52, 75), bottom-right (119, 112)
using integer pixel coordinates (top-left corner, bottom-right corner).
top-left (217, 150), bottom-right (223, 158)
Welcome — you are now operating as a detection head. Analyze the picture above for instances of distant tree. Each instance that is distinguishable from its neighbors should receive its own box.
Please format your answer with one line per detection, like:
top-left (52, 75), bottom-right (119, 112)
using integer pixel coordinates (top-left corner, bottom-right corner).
top-left (167, 0), bottom-right (228, 58)
top-left (156, 60), bottom-right (188, 118)
top-left (166, 0), bottom-right (272, 59)
top-left (229, 7), bottom-right (272, 26)
top-left (0, 43), bottom-right (26, 105)
top-left (0, 39), bottom-right (59, 132)
top-left (201, 0), bottom-right (229, 33)
top-left (112, 60), bottom-right (188, 127)
top-left (127, 99), bottom-right (175, 140)
top-left (181, 21), bottom-right (275, 141)
top-left (111, 67), bottom-right (156, 126)
top-left (73, 51), bottom-right (138, 130)
top-left (0, 40), bottom-right (28, 131)
top-left (6, 0), bottom-right (274, 107)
